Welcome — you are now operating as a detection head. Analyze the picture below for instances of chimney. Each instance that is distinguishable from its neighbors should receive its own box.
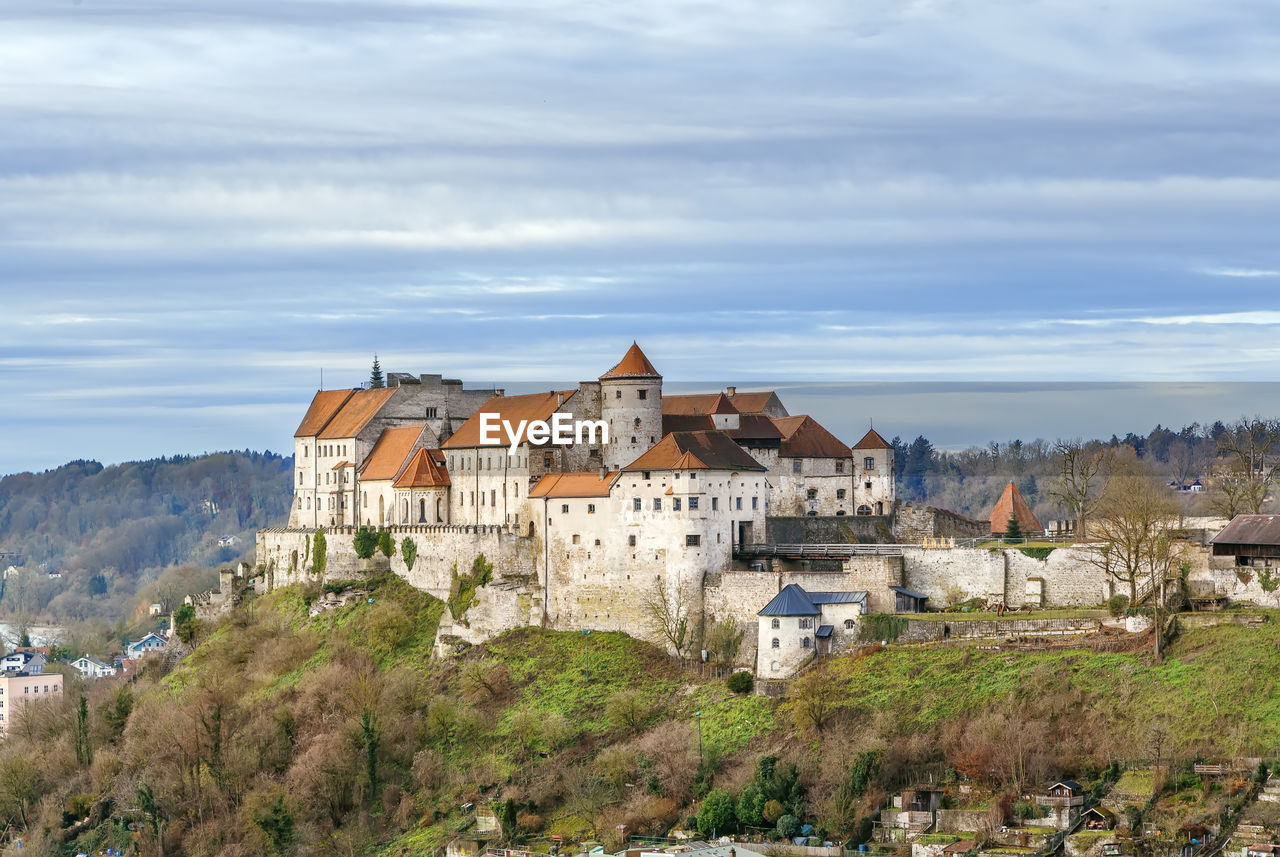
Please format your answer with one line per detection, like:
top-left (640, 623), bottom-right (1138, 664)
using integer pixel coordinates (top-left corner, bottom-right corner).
top-left (599, 466), bottom-right (608, 479)
top-left (726, 386), bottom-right (736, 397)
top-left (556, 391), bottom-right (564, 406)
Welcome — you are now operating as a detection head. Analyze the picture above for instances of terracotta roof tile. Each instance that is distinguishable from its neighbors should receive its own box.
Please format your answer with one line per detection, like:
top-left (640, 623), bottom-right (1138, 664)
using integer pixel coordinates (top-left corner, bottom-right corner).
top-left (663, 391), bottom-right (780, 416)
top-left (772, 415), bottom-right (851, 458)
top-left (442, 390), bottom-right (578, 449)
top-left (359, 424), bottom-right (429, 481)
top-left (989, 481), bottom-right (1043, 534)
top-left (393, 448), bottom-right (451, 488)
top-left (318, 387), bottom-right (398, 439)
top-left (294, 389), bottom-right (357, 437)
top-left (528, 472), bottom-right (616, 498)
top-left (599, 342), bottom-right (661, 380)
top-left (853, 428), bottom-right (894, 450)
top-left (662, 412), bottom-right (782, 441)
top-left (621, 431), bottom-right (766, 472)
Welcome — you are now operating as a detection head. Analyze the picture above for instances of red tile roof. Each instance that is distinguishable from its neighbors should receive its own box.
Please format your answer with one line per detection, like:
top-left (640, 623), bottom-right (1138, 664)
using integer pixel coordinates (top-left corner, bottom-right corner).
top-left (359, 424), bottom-right (428, 481)
top-left (318, 387), bottom-right (398, 439)
top-left (393, 448), bottom-right (451, 488)
top-left (528, 472), bottom-right (617, 498)
top-left (663, 390), bottom-right (781, 416)
top-left (854, 428), bottom-right (894, 450)
top-left (772, 415), bottom-right (851, 458)
top-left (294, 389), bottom-right (356, 437)
top-left (441, 390), bottom-right (578, 449)
top-left (662, 412), bottom-right (783, 441)
top-left (599, 342), bottom-right (661, 380)
top-left (621, 431), bottom-right (766, 472)
top-left (989, 481), bottom-right (1043, 534)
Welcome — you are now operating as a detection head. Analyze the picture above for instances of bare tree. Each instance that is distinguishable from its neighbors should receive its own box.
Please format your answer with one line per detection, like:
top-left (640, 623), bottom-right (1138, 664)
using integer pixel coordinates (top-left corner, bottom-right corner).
top-left (1087, 463), bottom-right (1185, 660)
top-left (640, 580), bottom-right (691, 657)
top-left (1211, 417), bottom-right (1280, 515)
top-left (1050, 440), bottom-right (1109, 539)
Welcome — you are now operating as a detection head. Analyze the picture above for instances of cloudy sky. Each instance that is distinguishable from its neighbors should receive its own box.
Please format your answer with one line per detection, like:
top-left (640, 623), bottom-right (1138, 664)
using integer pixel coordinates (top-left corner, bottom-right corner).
top-left (4, 0), bottom-right (1280, 473)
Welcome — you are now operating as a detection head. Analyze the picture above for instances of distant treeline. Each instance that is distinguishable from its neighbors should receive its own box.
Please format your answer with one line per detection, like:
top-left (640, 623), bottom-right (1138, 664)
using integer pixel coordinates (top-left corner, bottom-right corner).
top-left (0, 451), bottom-right (292, 620)
top-left (890, 421), bottom-right (1242, 524)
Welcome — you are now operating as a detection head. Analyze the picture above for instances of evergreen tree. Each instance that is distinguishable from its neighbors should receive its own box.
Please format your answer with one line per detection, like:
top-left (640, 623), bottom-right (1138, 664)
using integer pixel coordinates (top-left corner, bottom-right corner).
top-left (1004, 514), bottom-right (1024, 541)
top-left (369, 355), bottom-right (385, 389)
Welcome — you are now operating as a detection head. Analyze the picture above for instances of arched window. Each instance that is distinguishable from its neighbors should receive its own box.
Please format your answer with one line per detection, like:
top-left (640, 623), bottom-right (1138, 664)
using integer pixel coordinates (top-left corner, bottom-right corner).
top-left (771, 618), bottom-right (780, 629)
top-left (419, 499), bottom-right (426, 522)
top-left (844, 619), bottom-right (856, 629)
top-left (802, 637), bottom-right (811, 649)
top-left (856, 505), bottom-right (873, 516)
top-left (771, 638), bottom-right (780, 649)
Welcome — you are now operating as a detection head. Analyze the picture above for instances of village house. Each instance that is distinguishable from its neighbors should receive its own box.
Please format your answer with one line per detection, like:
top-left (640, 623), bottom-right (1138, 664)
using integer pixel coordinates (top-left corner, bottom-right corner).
top-left (71, 655), bottom-right (118, 679)
top-left (1210, 515), bottom-right (1280, 568)
top-left (1034, 780), bottom-right (1085, 830)
top-left (0, 669), bottom-right (63, 736)
top-left (1, 651), bottom-right (46, 674)
top-left (125, 632), bottom-right (168, 659)
top-left (756, 583), bottom-right (866, 679)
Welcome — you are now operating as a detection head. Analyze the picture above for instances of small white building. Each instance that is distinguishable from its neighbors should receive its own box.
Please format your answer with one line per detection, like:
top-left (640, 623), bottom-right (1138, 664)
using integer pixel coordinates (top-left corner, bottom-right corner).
top-left (757, 583), bottom-right (866, 679)
top-left (1, 651), bottom-right (45, 674)
top-left (125, 632), bottom-right (168, 659)
top-left (71, 656), bottom-right (117, 679)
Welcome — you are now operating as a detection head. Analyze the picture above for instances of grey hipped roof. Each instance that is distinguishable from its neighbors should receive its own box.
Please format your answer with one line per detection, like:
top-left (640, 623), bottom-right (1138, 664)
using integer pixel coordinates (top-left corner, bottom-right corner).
top-left (758, 583), bottom-right (868, 616)
top-left (890, 585), bottom-right (929, 600)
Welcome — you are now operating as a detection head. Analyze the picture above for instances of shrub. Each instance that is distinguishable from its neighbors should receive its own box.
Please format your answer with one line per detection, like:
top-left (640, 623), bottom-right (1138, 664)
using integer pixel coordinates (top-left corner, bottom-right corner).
top-left (697, 789), bottom-right (737, 836)
top-left (401, 537), bottom-right (418, 572)
top-left (777, 813), bottom-right (802, 839)
top-left (353, 527), bottom-right (378, 559)
top-left (727, 670), bottom-right (754, 694)
top-left (312, 529), bottom-right (327, 576)
top-left (377, 529), bottom-right (395, 558)
top-left (1107, 594), bottom-right (1130, 617)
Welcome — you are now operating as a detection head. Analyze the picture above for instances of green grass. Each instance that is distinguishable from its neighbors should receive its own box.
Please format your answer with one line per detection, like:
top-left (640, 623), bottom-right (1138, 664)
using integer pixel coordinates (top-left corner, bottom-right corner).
top-left (909, 609), bottom-right (1107, 622)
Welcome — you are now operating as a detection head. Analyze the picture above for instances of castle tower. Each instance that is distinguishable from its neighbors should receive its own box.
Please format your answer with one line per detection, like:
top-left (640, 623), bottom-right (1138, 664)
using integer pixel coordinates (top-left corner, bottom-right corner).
top-left (599, 342), bottom-right (663, 471)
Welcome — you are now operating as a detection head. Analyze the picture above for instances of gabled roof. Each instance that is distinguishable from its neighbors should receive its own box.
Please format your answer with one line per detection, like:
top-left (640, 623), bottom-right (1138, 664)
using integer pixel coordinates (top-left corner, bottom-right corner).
top-left (663, 390), bottom-right (781, 416)
top-left (707, 393), bottom-right (738, 415)
top-left (393, 448), bottom-right (451, 488)
top-left (989, 480), bottom-right (1043, 535)
top-left (622, 431), bottom-right (766, 472)
top-left (359, 424), bottom-right (428, 481)
top-left (854, 428), bottom-right (894, 450)
top-left (759, 584), bottom-right (821, 616)
top-left (662, 412), bottom-right (783, 441)
top-left (441, 390), bottom-right (577, 449)
top-left (528, 472), bottom-right (617, 499)
top-left (1212, 514), bottom-right (1280, 546)
top-left (294, 389), bottom-right (357, 437)
top-left (318, 387), bottom-right (398, 439)
top-left (772, 415), bottom-right (851, 458)
top-left (600, 342), bottom-right (661, 380)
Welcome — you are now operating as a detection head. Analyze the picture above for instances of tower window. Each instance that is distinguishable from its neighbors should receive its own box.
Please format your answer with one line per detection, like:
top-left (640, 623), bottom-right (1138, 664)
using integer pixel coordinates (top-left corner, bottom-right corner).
top-left (561, 504), bottom-right (569, 514)
top-left (771, 618), bottom-right (780, 629)
top-left (685, 534), bottom-right (700, 547)
top-left (638, 389), bottom-right (647, 400)
top-left (835, 461), bottom-right (844, 473)
top-left (865, 457), bottom-right (875, 470)
top-left (792, 460), bottom-right (802, 474)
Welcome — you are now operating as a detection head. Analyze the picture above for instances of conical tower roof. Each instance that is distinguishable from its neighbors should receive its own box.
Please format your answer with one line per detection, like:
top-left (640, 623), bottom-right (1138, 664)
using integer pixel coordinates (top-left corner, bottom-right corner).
top-left (989, 480), bottom-right (1042, 535)
top-left (600, 342), bottom-right (661, 380)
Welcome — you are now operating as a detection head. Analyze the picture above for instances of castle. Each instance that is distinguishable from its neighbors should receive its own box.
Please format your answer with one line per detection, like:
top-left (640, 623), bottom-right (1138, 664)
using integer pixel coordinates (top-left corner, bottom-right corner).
top-left (259, 344), bottom-right (1179, 676)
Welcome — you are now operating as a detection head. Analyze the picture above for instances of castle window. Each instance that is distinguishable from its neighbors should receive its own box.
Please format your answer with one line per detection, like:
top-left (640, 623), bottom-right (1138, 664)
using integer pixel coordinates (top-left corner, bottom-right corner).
top-left (642, 471), bottom-right (651, 480)
top-left (771, 638), bottom-right (780, 649)
top-left (836, 510), bottom-right (846, 516)
top-left (835, 461), bottom-right (845, 473)
top-left (589, 448), bottom-right (600, 458)
top-left (545, 455), bottom-right (553, 468)
top-left (864, 457), bottom-right (875, 470)
top-left (631, 436), bottom-right (637, 444)
top-left (616, 390), bottom-right (622, 399)
top-left (638, 389), bottom-right (647, 400)
top-left (362, 492), bottom-right (367, 507)
top-left (837, 489), bottom-right (846, 499)
top-left (807, 489), bottom-right (818, 500)
top-left (633, 498), bottom-right (642, 511)
top-left (844, 619), bottom-right (856, 629)
top-left (304, 447), bottom-right (308, 457)
top-left (673, 498), bottom-right (682, 511)
top-left (799, 617), bottom-right (814, 629)
top-left (587, 504), bottom-right (596, 514)
top-left (735, 497), bottom-right (742, 510)
top-left (594, 538), bottom-right (601, 546)
top-left (425, 407), bottom-right (438, 419)
top-left (752, 497), bottom-right (759, 509)
top-left (299, 472), bottom-right (303, 484)
top-left (629, 534), bottom-right (636, 547)
top-left (771, 618), bottom-right (780, 629)
top-left (865, 482), bottom-right (873, 490)
top-left (689, 497), bottom-right (699, 510)
top-left (653, 498), bottom-right (662, 511)
top-left (685, 534), bottom-right (700, 547)
top-left (572, 534), bottom-right (581, 545)
top-left (802, 637), bottom-right (811, 649)
top-left (712, 497), bottom-right (718, 511)
top-left (561, 504), bottom-right (569, 514)
top-left (634, 417), bottom-right (641, 427)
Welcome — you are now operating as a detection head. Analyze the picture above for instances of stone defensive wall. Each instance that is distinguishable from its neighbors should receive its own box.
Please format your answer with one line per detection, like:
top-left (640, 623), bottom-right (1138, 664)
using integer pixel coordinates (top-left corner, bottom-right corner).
top-left (894, 614), bottom-right (1110, 644)
top-left (899, 546), bottom-right (1111, 609)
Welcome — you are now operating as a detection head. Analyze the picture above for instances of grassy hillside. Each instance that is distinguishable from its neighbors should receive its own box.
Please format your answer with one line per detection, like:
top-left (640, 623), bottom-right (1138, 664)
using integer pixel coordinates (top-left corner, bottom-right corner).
top-left (3, 574), bottom-right (1276, 857)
